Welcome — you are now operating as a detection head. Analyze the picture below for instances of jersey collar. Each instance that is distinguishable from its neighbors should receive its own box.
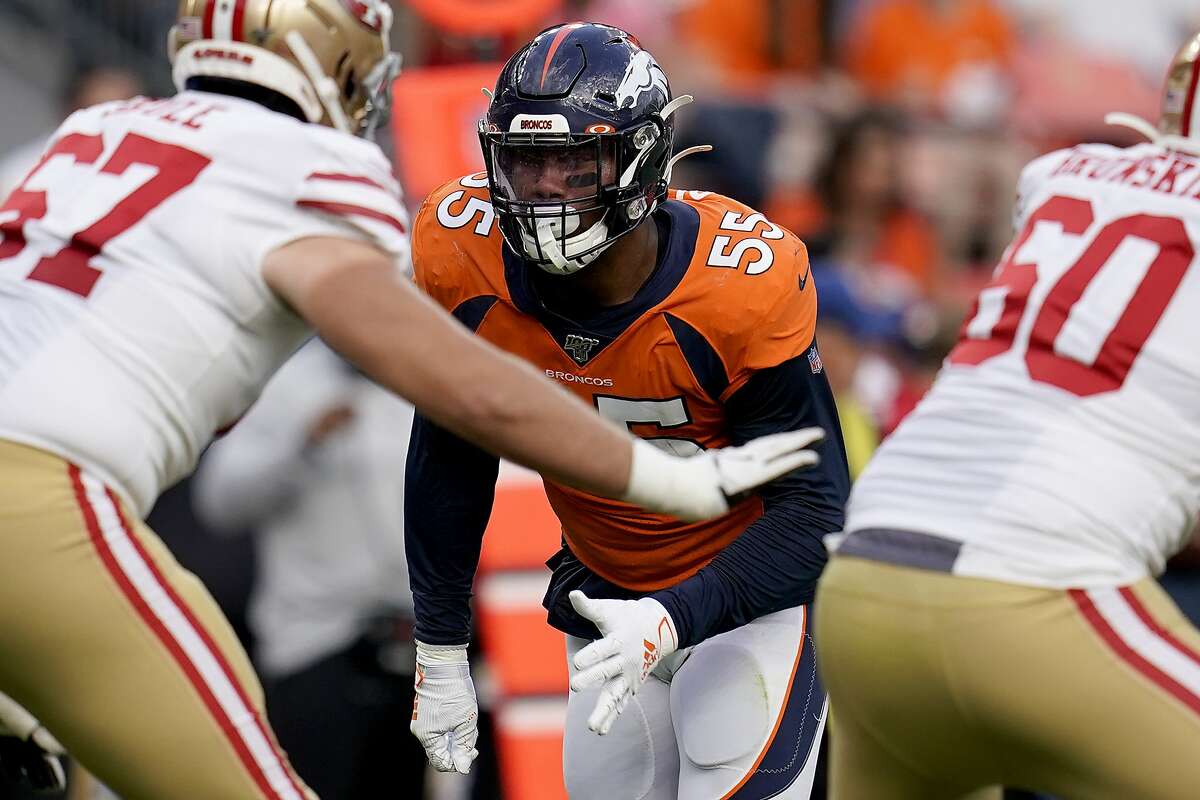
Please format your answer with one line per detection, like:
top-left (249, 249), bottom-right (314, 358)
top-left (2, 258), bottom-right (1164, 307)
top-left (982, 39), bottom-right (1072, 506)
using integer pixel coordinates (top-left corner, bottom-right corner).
top-left (501, 199), bottom-right (700, 365)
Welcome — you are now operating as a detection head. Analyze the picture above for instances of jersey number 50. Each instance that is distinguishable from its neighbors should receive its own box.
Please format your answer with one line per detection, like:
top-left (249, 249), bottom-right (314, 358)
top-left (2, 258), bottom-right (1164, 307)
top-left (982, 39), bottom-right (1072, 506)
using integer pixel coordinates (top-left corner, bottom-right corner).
top-left (948, 194), bottom-right (1194, 397)
top-left (0, 133), bottom-right (210, 298)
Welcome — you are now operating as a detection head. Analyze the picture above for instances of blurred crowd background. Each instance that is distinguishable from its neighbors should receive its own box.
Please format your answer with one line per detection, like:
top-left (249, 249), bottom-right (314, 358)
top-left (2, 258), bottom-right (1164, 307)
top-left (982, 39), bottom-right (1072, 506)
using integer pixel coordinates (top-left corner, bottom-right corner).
top-left (4, 1), bottom-right (1200, 799)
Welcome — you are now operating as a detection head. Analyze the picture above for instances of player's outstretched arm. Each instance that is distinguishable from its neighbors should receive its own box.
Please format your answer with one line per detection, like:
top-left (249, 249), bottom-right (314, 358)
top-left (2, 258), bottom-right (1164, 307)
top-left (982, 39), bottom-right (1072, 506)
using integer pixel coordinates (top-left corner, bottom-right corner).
top-left (265, 236), bottom-right (632, 488)
top-left (262, 237), bottom-right (823, 519)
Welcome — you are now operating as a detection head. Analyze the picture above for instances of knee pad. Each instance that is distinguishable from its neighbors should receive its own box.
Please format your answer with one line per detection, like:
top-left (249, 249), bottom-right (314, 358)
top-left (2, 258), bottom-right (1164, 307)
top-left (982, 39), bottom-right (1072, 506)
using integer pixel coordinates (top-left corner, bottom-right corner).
top-left (671, 642), bottom-right (770, 768)
top-left (563, 686), bottom-right (677, 800)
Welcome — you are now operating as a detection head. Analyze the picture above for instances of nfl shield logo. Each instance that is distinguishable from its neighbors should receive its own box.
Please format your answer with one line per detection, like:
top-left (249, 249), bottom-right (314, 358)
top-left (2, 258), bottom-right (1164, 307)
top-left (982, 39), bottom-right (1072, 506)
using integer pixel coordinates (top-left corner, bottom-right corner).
top-left (807, 346), bottom-right (823, 374)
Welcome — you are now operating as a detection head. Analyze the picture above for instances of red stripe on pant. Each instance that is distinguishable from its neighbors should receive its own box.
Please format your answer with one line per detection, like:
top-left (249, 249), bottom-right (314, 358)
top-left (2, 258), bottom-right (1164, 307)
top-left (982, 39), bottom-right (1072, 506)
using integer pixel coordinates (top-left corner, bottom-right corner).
top-left (68, 465), bottom-right (306, 799)
top-left (1118, 587), bottom-right (1200, 671)
top-left (1069, 588), bottom-right (1200, 718)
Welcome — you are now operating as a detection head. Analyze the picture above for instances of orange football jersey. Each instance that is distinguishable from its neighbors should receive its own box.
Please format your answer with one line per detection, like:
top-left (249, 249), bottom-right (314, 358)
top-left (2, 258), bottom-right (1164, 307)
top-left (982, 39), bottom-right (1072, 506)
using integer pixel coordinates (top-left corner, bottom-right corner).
top-left (412, 173), bottom-right (817, 591)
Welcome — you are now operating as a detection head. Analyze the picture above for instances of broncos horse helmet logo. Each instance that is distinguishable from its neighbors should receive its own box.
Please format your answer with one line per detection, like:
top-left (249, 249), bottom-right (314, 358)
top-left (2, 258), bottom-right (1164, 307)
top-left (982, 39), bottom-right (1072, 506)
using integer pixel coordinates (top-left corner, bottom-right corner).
top-left (615, 50), bottom-right (668, 110)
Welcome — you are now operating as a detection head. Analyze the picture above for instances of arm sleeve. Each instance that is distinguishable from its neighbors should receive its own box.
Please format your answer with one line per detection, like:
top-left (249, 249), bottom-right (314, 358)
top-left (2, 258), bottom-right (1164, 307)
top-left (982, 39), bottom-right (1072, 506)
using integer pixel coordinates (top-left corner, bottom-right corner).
top-left (404, 177), bottom-right (508, 645)
top-left (404, 411), bottom-right (500, 646)
top-left (651, 344), bottom-right (850, 647)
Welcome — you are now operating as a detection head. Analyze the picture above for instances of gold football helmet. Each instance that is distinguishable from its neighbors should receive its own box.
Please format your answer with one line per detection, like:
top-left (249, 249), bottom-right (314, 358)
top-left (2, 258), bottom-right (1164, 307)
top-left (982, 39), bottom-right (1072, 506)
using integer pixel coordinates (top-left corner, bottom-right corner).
top-left (169, 0), bottom-right (399, 136)
top-left (1108, 31), bottom-right (1200, 153)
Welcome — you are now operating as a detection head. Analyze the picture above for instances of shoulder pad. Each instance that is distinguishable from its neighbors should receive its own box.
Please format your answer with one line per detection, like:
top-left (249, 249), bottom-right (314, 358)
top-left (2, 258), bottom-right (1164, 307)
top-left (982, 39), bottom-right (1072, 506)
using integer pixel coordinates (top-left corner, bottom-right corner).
top-left (295, 136), bottom-right (409, 261)
top-left (666, 190), bottom-right (817, 395)
top-left (412, 173), bottom-right (508, 312)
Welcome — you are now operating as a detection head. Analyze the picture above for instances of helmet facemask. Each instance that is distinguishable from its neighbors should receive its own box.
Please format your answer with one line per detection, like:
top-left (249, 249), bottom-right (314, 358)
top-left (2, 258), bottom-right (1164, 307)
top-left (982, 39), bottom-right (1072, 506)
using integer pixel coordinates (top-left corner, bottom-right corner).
top-left (356, 51), bottom-right (401, 138)
top-left (481, 121), bottom-right (669, 276)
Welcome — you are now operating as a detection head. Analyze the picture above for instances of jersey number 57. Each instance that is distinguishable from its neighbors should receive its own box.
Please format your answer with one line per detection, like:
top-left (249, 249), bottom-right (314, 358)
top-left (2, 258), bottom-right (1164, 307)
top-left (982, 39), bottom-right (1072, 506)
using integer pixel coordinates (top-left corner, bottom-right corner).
top-left (0, 133), bottom-right (210, 298)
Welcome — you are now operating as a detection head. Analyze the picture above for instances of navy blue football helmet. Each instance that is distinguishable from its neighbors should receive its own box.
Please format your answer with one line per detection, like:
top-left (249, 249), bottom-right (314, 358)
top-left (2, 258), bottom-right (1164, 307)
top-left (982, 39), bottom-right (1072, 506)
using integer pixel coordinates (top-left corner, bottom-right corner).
top-left (479, 22), bottom-right (696, 275)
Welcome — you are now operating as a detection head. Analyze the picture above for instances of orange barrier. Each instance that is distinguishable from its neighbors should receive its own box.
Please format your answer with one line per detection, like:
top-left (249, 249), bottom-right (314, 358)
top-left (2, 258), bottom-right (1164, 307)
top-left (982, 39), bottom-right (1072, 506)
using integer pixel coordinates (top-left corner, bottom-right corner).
top-left (406, 0), bottom-right (561, 37)
top-left (477, 476), bottom-right (570, 798)
top-left (477, 572), bottom-right (569, 696)
top-left (495, 698), bottom-right (570, 800)
top-left (480, 480), bottom-right (562, 572)
top-left (390, 64), bottom-right (502, 204)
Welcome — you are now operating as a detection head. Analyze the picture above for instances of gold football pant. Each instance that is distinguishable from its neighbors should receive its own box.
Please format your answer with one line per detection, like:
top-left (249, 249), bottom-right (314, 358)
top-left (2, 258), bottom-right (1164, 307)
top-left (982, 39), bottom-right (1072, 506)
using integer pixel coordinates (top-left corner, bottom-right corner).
top-left (816, 554), bottom-right (1200, 800)
top-left (0, 439), bottom-right (314, 799)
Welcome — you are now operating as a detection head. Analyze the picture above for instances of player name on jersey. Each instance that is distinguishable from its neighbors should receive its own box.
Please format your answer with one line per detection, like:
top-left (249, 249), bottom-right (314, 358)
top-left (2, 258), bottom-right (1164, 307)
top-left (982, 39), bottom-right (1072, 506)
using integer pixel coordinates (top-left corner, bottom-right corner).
top-left (1050, 145), bottom-right (1200, 199)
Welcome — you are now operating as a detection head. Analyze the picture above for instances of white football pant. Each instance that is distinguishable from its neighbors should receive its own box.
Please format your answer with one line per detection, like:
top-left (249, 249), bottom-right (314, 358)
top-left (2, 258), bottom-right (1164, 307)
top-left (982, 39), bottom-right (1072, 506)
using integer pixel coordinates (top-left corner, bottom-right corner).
top-left (563, 604), bottom-right (826, 800)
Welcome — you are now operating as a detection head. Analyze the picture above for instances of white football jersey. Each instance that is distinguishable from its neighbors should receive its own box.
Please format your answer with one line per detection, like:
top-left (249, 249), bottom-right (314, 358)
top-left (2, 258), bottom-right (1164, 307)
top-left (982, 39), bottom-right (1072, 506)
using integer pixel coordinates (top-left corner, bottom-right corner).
top-left (0, 91), bottom-right (410, 516)
top-left (845, 141), bottom-right (1200, 587)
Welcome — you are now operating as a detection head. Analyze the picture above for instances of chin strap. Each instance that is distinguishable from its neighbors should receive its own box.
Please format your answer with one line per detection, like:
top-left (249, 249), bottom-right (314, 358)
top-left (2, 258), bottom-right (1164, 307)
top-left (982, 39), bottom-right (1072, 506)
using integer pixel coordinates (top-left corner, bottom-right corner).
top-left (528, 209), bottom-right (613, 276)
top-left (1105, 111), bottom-right (1200, 157)
top-left (536, 220), bottom-right (572, 273)
top-left (286, 30), bottom-right (352, 134)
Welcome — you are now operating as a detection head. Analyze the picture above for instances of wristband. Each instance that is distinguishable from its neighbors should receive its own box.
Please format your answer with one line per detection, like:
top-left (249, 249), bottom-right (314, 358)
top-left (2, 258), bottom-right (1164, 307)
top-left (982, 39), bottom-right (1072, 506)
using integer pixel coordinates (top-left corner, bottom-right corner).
top-left (619, 439), bottom-right (728, 521)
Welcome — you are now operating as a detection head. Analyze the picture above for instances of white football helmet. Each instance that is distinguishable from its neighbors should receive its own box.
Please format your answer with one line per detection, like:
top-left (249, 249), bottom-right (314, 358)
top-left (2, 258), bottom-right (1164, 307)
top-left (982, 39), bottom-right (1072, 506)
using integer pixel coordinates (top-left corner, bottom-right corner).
top-left (169, 0), bottom-right (400, 137)
top-left (1108, 31), bottom-right (1200, 156)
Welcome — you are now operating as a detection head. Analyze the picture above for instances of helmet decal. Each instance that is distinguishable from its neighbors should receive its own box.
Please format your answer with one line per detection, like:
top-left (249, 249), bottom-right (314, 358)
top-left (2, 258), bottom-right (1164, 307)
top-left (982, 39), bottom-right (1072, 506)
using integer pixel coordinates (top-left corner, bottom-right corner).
top-left (201, 0), bottom-right (248, 42)
top-left (509, 114), bottom-right (571, 132)
top-left (615, 50), bottom-right (668, 110)
top-left (342, 0), bottom-right (389, 33)
top-left (540, 23), bottom-right (586, 90)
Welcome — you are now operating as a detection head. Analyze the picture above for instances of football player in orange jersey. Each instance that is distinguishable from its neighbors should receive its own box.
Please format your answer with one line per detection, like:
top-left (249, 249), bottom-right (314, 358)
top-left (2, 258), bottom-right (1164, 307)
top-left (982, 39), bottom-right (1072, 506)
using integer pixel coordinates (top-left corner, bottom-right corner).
top-left (406, 23), bottom-right (850, 799)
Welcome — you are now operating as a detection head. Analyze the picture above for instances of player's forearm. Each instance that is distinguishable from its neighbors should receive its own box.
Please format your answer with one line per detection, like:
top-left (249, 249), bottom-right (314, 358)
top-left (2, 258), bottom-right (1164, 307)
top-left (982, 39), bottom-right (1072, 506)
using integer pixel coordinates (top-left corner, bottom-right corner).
top-left (405, 326), bottom-right (631, 496)
top-left (271, 244), bottom-right (633, 497)
top-left (405, 413), bottom-right (499, 645)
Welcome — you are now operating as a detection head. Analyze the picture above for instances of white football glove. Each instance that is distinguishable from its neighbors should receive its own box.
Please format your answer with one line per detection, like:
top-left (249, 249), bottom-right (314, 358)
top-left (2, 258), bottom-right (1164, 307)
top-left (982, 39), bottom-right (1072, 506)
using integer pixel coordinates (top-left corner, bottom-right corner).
top-left (0, 693), bottom-right (62, 756)
top-left (622, 427), bottom-right (824, 522)
top-left (410, 641), bottom-right (478, 774)
top-left (0, 691), bottom-right (65, 793)
top-left (568, 590), bottom-right (679, 735)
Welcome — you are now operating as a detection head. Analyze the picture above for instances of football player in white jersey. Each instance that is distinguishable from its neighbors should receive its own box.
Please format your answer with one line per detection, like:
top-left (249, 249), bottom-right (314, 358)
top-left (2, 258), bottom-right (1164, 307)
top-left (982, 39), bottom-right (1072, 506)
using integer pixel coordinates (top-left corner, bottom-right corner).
top-left (0, 2), bottom-right (824, 798)
top-left (816, 31), bottom-right (1200, 800)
